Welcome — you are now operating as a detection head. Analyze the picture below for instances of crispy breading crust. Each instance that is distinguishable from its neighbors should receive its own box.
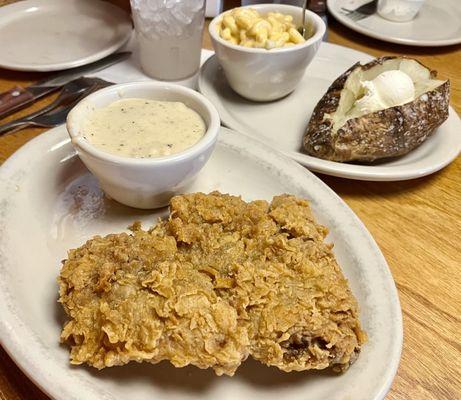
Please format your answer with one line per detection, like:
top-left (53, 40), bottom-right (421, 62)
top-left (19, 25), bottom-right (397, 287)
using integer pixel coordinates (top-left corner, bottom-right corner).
top-left (58, 192), bottom-right (366, 376)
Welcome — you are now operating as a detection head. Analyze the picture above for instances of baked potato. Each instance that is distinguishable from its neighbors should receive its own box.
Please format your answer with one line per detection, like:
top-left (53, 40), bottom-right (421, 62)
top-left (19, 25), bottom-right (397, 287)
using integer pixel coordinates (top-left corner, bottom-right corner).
top-left (303, 57), bottom-right (450, 162)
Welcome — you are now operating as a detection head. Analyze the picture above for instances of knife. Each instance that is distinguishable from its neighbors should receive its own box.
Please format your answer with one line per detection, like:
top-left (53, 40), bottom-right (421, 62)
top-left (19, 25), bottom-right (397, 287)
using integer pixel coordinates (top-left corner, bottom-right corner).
top-left (0, 51), bottom-right (131, 119)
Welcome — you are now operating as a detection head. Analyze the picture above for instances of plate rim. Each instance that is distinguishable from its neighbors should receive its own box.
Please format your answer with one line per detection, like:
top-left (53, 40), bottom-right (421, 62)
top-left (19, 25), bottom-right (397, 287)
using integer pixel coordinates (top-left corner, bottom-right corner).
top-left (0, 0), bottom-right (133, 72)
top-left (0, 125), bottom-right (403, 400)
top-left (198, 46), bottom-right (461, 181)
top-left (326, 0), bottom-right (461, 47)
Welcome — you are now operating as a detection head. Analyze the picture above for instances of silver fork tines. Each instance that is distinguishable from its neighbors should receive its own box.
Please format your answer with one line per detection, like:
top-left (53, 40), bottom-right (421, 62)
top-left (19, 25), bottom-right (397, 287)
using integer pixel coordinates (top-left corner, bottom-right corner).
top-left (340, 0), bottom-right (378, 21)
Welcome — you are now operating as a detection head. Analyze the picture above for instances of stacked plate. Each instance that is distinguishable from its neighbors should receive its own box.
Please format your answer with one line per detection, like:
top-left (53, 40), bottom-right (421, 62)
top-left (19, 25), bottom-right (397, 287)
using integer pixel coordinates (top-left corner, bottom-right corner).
top-left (0, 0), bottom-right (132, 71)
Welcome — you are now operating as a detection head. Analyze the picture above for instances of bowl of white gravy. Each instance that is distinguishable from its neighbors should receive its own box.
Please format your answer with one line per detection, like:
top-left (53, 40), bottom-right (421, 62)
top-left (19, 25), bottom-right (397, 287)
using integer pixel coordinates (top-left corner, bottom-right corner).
top-left (67, 82), bottom-right (220, 209)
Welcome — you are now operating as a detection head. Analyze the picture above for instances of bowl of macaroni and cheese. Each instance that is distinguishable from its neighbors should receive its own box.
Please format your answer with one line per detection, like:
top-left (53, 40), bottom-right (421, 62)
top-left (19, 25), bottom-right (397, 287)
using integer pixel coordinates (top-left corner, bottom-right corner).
top-left (209, 4), bottom-right (326, 101)
top-left (67, 82), bottom-right (220, 209)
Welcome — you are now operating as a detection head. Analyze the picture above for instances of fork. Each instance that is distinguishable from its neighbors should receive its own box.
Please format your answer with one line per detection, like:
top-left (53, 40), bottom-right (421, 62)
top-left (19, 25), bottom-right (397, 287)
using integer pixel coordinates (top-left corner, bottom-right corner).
top-left (340, 0), bottom-right (378, 21)
top-left (0, 80), bottom-right (112, 136)
top-left (0, 78), bottom-right (112, 136)
top-left (300, 0), bottom-right (310, 39)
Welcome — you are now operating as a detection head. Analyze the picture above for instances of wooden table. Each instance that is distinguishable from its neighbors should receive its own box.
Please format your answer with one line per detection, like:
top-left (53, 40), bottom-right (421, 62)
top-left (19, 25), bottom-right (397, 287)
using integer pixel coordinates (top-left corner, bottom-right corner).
top-left (0, 2), bottom-right (460, 399)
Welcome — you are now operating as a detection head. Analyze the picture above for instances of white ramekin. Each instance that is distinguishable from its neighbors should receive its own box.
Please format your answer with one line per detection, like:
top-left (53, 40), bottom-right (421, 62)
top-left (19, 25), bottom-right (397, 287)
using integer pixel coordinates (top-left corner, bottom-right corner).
top-left (66, 82), bottom-right (220, 209)
top-left (209, 4), bottom-right (326, 102)
top-left (377, 0), bottom-right (425, 22)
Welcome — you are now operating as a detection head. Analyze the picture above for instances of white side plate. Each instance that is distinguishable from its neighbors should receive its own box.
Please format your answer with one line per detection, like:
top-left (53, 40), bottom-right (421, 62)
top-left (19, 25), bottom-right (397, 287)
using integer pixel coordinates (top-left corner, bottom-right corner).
top-left (0, 0), bottom-right (132, 71)
top-left (0, 126), bottom-right (402, 400)
top-left (198, 43), bottom-right (461, 181)
top-left (327, 0), bottom-right (461, 47)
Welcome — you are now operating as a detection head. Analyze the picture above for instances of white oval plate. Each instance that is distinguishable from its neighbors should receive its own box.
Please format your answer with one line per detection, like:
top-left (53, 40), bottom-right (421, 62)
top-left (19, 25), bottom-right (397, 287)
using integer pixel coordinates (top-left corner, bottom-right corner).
top-left (327, 0), bottom-right (461, 47)
top-left (198, 43), bottom-right (461, 181)
top-left (0, 0), bottom-right (132, 71)
top-left (0, 126), bottom-right (402, 400)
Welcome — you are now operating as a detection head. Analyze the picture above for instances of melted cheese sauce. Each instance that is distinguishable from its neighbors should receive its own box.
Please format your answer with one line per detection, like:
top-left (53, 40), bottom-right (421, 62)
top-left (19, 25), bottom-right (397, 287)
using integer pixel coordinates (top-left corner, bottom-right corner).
top-left (83, 99), bottom-right (206, 158)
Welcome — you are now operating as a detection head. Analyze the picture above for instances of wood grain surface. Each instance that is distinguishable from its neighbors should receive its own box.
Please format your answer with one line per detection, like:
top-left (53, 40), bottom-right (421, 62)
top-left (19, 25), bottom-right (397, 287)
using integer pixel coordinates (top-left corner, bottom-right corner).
top-left (0, 1), bottom-right (460, 399)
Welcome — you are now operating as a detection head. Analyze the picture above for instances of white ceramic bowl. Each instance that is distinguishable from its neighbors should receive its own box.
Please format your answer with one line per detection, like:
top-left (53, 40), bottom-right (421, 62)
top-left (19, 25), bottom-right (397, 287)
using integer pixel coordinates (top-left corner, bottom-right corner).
top-left (209, 4), bottom-right (326, 102)
top-left (66, 82), bottom-right (220, 209)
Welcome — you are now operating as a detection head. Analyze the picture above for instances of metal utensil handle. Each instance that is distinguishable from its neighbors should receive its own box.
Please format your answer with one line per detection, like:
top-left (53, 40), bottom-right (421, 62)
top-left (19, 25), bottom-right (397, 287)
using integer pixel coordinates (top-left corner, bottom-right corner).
top-left (0, 52), bottom-right (130, 120)
top-left (0, 118), bottom-right (33, 136)
top-left (302, 0), bottom-right (308, 38)
top-left (0, 78), bottom-right (114, 136)
top-left (0, 89), bottom-right (77, 135)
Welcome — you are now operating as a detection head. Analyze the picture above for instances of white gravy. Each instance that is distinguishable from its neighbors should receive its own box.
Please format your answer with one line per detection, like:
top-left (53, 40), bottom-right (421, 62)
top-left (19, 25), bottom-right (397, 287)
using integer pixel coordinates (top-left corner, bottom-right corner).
top-left (83, 98), bottom-right (206, 158)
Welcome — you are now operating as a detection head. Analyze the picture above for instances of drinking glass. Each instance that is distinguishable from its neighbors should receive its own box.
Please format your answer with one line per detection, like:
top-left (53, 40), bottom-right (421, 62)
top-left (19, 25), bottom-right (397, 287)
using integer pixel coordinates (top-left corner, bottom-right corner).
top-left (130, 0), bottom-right (206, 80)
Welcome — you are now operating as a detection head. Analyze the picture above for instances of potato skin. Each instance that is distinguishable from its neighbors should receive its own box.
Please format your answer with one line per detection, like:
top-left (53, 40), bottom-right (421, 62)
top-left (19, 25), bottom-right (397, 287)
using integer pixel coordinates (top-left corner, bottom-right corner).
top-left (303, 57), bottom-right (450, 162)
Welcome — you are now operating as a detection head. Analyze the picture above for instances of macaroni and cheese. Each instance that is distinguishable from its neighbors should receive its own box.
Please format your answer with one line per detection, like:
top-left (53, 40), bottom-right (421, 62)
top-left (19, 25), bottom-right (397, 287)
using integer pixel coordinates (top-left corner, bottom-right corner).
top-left (217, 8), bottom-right (307, 49)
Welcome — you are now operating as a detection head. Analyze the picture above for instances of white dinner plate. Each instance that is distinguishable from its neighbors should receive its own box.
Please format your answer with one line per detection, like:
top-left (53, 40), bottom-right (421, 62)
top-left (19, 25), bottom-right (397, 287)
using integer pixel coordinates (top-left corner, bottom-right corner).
top-left (0, 0), bottom-right (132, 71)
top-left (198, 43), bottom-right (461, 181)
top-left (327, 0), bottom-right (461, 47)
top-left (0, 126), bottom-right (402, 400)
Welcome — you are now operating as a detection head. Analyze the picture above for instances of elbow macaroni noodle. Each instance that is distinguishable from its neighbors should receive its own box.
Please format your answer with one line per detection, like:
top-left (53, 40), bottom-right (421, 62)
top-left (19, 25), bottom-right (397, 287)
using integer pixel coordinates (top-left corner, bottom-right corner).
top-left (217, 8), bottom-right (307, 49)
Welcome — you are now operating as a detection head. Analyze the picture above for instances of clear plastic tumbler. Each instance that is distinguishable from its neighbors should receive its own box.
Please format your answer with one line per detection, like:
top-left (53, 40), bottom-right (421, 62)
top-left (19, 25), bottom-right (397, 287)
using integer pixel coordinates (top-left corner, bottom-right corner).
top-left (130, 0), bottom-right (206, 80)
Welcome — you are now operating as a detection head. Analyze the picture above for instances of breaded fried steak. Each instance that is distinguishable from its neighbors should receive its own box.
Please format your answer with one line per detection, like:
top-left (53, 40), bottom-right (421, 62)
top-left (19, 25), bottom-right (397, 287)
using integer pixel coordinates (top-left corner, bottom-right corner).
top-left (58, 192), bottom-right (366, 376)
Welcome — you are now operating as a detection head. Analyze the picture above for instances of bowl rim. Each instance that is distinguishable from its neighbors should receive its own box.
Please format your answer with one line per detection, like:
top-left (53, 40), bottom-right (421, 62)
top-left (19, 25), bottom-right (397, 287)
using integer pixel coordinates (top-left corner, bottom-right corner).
top-left (209, 3), bottom-right (326, 54)
top-left (66, 81), bottom-right (221, 166)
